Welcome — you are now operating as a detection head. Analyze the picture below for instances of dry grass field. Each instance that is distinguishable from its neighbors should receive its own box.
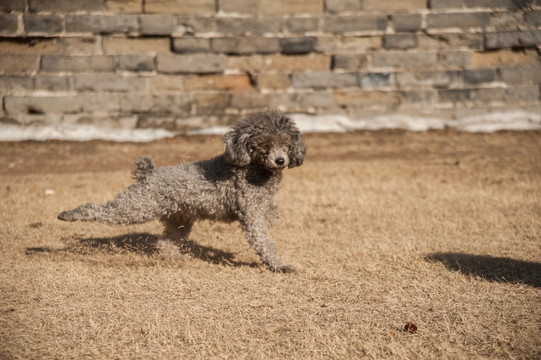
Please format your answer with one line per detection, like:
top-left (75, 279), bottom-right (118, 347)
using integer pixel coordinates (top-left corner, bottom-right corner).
top-left (1, 130), bottom-right (540, 359)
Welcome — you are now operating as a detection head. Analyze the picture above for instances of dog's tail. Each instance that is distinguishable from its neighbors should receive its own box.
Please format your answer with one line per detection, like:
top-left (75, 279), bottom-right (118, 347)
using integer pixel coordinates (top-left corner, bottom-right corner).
top-left (132, 157), bottom-right (154, 182)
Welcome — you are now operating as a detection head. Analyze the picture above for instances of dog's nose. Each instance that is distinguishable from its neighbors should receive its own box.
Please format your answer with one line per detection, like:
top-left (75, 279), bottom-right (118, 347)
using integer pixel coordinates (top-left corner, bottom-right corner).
top-left (275, 157), bottom-right (285, 166)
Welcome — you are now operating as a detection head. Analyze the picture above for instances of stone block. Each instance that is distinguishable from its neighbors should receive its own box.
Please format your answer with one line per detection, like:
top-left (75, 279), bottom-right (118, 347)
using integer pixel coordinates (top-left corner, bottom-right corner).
top-left (0, 76), bottom-right (33, 93)
top-left (324, 15), bottom-right (387, 33)
top-left (258, 0), bottom-right (323, 15)
top-left (299, 91), bottom-right (335, 108)
top-left (332, 54), bottom-right (367, 71)
top-left (359, 72), bottom-right (394, 88)
top-left (139, 15), bottom-right (176, 35)
top-left (285, 17), bottom-right (319, 34)
top-left (485, 31), bottom-right (541, 50)
top-left (417, 33), bottom-right (484, 50)
top-left (216, 17), bottom-right (282, 36)
top-left (117, 55), bottom-right (154, 72)
top-left (106, 0), bottom-right (143, 13)
top-left (472, 49), bottom-right (539, 68)
top-left (28, 0), bottom-right (105, 13)
top-left (439, 88), bottom-right (506, 103)
top-left (364, 0), bottom-right (426, 12)
top-left (80, 94), bottom-right (122, 112)
top-left (74, 74), bottom-right (146, 92)
top-left (498, 66), bottom-right (541, 84)
top-left (120, 94), bottom-right (191, 113)
top-left (148, 75), bottom-right (184, 93)
top-left (227, 56), bottom-right (264, 73)
top-left (34, 75), bottom-right (71, 91)
top-left (401, 90), bottom-right (438, 104)
top-left (438, 51), bottom-right (472, 68)
top-left (177, 17), bottom-right (216, 36)
top-left (0, 0), bottom-right (26, 12)
top-left (0, 55), bottom-right (39, 74)
top-left (316, 35), bottom-right (381, 53)
top-left (280, 37), bottom-right (316, 54)
top-left (184, 74), bottom-right (252, 90)
top-left (334, 90), bottom-right (401, 109)
top-left (427, 12), bottom-right (490, 29)
top-left (292, 71), bottom-right (358, 89)
top-left (396, 70), bottom-right (460, 89)
top-left (0, 14), bottom-right (18, 35)
top-left (24, 15), bottom-right (63, 34)
top-left (392, 14), bottom-right (422, 32)
top-left (504, 86), bottom-right (539, 102)
top-left (144, 0), bottom-right (215, 15)
top-left (218, 0), bottom-right (258, 14)
top-left (429, 0), bottom-right (462, 9)
top-left (66, 16), bottom-right (139, 33)
top-left (157, 54), bottom-right (227, 74)
top-left (263, 54), bottom-right (331, 72)
top-left (41, 55), bottom-right (114, 72)
top-left (256, 74), bottom-right (290, 90)
top-left (103, 37), bottom-right (170, 54)
top-left (383, 34), bottom-right (417, 49)
top-left (211, 37), bottom-right (280, 55)
top-left (172, 38), bottom-right (211, 53)
top-left (230, 92), bottom-right (296, 110)
top-left (371, 51), bottom-right (438, 69)
top-left (4, 95), bottom-right (83, 115)
top-left (464, 0), bottom-right (531, 9)
top-left (325, 0), bottom-right (363, 13)
top-left (463, 68), bottom-right (496, 84)
top-left (524, 11), bottom-right (541, 27)
top-left (194, 93), bottom-right (231, 113)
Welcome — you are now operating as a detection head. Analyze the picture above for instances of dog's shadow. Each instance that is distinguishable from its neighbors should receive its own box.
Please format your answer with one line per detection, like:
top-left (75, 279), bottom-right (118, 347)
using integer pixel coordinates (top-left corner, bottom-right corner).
top-left (426, 252), bottom-right (541, 288)
top-left (26, 232), bottom-right (259, 268)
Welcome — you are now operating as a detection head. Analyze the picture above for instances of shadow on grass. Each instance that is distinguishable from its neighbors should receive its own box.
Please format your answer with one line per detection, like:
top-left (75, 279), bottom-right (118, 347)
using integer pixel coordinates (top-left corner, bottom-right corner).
top-left (426, 252), bottom-right (541, 288)
top-left (26, 232), bottom-right (259, 268)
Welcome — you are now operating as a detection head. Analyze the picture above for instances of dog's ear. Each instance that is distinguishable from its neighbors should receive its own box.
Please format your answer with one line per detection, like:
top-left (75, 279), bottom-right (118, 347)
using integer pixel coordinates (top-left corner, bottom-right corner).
top-left (223, 126), bottom-right (252, 166)
top-left (289, 134), bottom-right (306, 168)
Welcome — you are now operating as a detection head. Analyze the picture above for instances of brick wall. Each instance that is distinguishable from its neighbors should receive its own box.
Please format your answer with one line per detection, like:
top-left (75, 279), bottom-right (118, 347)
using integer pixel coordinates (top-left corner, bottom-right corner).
top-left (1, 0), bottom-right (540, 131)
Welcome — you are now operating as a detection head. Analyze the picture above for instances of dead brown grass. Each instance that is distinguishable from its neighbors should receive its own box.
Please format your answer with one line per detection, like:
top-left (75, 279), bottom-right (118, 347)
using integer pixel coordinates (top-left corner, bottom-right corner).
top-left (1, 130), bottom-right (540, 359)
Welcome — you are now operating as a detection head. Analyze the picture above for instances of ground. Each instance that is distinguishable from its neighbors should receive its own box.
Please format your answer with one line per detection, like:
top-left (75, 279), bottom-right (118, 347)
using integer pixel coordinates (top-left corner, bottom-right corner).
top-left (0, 130), bottom-right (540, 359)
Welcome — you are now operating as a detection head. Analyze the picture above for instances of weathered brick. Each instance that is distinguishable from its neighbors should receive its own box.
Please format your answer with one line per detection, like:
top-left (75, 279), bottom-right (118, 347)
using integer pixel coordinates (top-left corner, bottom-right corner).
top-left (292, 72), bottom-right (358, 89)
top-left (392, 14), bottom-right (422, 32)
top-left (211, 37), bottom-right (280, 55)
top-left (332, 54), bottom-right (367, 71)
top-left (148, 75), bottom-right (184, 93)
top-left (157, 54), bottom-right (227, 74)
top-left (417, 33), bottom-right (484, 50)
top-left (485, 31), bottom-right (541, 50)
top-left (359, 72), bottom-right (394, 88)
top-left (28, 0), bottom-right (105, 13)
top-left (74, 74), bottom-right (146, 92)
top-left (117, 55), bottom-right (154, 71)
top-left (120, 94), bottom-right (191, 113)
top-left (285, 17), bottom-right (319, 33)
top-left (396, 71), bottom-right (460, 89)
top-left (0, 38), bottom-right (99, 56)
top-left (439, 88), bottom-right (506, 103)
top-left (80, 94), bottom-right (122, 112)
top-left (230, 92), bottom-right (296, 110)
top-left (136, 115), bottom-right (186, 131)
top-left (280, 37), bottom-right (316, 54)
top-left (0, 14), bottom-right (18, 35)
top-left (139, 15), bottom-right (176, 35)
top-left (227, 55), bottom-right (264, 73)
top-left (0, 0), bottom-right (26, 12)
top-left (463, 68), bottom-right (496, 84)
top-left (259, 0), bottom-right (323, 15)
top-left (364, 0), bottom-right (426, 12)
top-left (34, 75), bottom-right (71, 91)
top-left (316, 35), bottom-right (381, 53)
top-left (472, 49), bottom-right (539, 68)
top-left (334, 90), bottom-right (401, 108)
top-left (504, 86), bottom-right (539, 102)
top-left (177, 17), bottom-right (216, 36)
top-left (184, 74), bottom-right (252, 90)
top-left (24, 15), bottom-right (63, 34)
top-left (66, 16), bottom-right (138, 33)
top-left (0, 55), bottom-right (39, 74)
top-left (324, 15), bottom-right (387, 33)
top-left (429, 0), bottom-right (462, 9)
top-left (464, 0), bottom-right (531, 9)
top-left (103, 38), bottom-right (170, 54)
top-left (524, 11), bottom-right (541, 27)
top-left (194, 93), bottom-right (231, 112)
top-left (4, 95), bottom-right (83, 115)
top-left (172, 38), bottom-right (211, 53)
top-left (371, 51), bottom-right (438, 69)
top-left (299, 91), bottom-right (335, 108)
top-left (325, 0), bottom-right (363, 13)
top-left (216, 17), bottom-right (281, 36)
top-left (256, 74), bottom-right (290, 90)
top-left (144, 0), bottom-right (215, 15)
top-left (263, 54), bottom-right (331, 72)
top-left (427, 13), bottom-right (491, 29)
top-left (106, 0), bottom-right (143, 13)
top-left (0, 76), bottom-right (33, 93)
top-left (489, 12), bottom-right (524, 31)
top-left (438, 51), bottom-right (472, 68)
top-left (401, 90), bottom-right (438, 104)
top-left (383, 34), bottom-right (417, 49)
top-left (218, 0), bottom-right (258, 14)
top-left (498, 66), bottom-right (541, 84)
top-left (41, 55), bottom-right (114, 72)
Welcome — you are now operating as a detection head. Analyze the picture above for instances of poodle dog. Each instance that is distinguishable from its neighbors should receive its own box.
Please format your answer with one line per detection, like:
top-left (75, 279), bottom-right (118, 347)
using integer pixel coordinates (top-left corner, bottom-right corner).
top-left (58, 110), bottom-right (305, 272)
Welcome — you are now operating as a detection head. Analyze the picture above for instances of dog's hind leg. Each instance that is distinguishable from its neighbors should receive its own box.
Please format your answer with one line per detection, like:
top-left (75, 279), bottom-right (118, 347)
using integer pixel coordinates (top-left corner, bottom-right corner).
top-left (157, 214), bottom-right (194, 257)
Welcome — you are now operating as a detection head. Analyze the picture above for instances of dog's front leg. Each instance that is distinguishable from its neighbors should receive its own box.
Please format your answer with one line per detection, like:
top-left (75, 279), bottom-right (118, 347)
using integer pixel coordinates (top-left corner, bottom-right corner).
top-left (240, 215), bottom-right (293, 273)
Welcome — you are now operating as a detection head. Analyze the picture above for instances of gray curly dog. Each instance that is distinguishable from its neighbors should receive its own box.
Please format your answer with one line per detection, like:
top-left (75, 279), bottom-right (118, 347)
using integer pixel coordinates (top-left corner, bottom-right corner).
top-left (58, 110), bottom-right (306, 272)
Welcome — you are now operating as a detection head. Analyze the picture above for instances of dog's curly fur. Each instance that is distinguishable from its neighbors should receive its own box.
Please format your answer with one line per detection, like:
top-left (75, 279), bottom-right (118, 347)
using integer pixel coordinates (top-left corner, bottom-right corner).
top-left (58, 110), bottom-right (306, 272)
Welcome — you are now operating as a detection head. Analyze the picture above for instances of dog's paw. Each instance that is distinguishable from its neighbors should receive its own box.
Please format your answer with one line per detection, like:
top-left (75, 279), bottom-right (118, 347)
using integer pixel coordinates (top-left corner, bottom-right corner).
top-left (269, 264), bottom-right (296, 273)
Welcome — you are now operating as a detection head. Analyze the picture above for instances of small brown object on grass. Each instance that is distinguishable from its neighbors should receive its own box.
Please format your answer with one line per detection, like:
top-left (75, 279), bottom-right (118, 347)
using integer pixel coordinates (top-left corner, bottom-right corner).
top-left (404, 322), bottom-right (418, 334)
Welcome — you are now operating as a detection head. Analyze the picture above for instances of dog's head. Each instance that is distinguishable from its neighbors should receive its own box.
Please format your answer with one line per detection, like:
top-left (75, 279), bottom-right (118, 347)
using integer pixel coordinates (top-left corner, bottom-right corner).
top-left (223, 110), bottom-right (306, 171)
